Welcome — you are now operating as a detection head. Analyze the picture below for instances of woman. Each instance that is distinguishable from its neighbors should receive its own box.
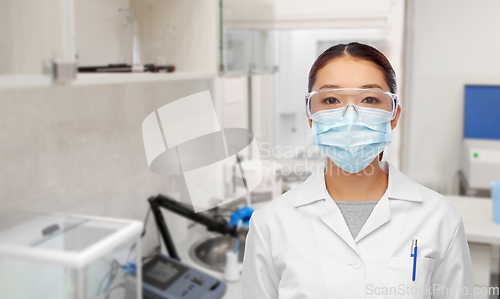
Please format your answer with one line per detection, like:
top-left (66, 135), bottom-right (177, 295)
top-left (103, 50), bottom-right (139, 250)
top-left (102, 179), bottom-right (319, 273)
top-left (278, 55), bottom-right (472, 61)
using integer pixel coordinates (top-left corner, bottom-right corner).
top-left (241, 42), bottom-right (474, 298)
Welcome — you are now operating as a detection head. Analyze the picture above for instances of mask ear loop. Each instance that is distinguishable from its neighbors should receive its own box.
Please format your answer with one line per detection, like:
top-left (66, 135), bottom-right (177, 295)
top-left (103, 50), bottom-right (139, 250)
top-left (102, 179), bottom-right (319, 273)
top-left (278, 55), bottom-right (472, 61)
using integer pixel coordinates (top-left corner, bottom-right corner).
top-left (305, 94), bottom-right (310, 118)
top-left (380, 95), bottom-right (399, 162)
top-left (305, 93), bottom-right (315, 119)
top-left (390, 95), bottom-right (399, 120)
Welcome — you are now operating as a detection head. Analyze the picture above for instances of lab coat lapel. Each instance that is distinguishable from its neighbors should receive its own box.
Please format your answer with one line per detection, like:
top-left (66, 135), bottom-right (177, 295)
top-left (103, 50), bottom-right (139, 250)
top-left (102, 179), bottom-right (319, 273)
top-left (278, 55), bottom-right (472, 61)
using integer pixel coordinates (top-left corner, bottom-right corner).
top-left (298, 161), bottom-right (421, 252)
top-left (351, 161), bottom-right (424, 242)
top-left (295, 166), bottom-right (360, 253)
top-left (353, 193), bottom-right (391, 243)
top-left (317, 196), bottom-right (360, 255)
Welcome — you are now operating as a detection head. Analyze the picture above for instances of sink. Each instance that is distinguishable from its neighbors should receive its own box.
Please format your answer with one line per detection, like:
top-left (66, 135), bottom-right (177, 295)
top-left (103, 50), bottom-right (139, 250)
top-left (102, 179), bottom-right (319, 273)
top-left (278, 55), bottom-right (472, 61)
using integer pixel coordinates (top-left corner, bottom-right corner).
top-left (189, 234), bottom-right (246, 273)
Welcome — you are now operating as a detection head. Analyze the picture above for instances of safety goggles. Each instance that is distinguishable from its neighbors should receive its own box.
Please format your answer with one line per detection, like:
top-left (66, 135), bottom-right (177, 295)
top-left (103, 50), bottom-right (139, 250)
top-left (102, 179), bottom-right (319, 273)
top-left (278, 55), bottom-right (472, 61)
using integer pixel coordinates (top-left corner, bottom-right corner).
top-left (305, 87), bottom-right (398, 124)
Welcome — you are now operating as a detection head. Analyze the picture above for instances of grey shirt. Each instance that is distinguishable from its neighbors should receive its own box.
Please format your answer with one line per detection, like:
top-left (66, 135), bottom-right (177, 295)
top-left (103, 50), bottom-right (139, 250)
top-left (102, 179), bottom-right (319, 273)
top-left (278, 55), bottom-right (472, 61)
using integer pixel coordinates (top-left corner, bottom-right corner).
top-left (335, 200), bottom-right (378, 239)
top-left (324, 189), bottom-right (379, 239)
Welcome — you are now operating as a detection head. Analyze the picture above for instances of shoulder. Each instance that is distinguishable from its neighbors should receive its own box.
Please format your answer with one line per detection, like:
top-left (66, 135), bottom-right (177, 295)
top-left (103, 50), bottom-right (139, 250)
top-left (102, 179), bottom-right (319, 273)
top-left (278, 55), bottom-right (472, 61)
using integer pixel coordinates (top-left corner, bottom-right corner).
top-left (410, 178), bottom-right (463, 232)
top-left (251, 167), bottom-right (326, 223)
top-left (418, 182), bottom-right (460, 216)
top-left (385, 161), bottom-right (462, 233)
top-left (250, 186), bottom-right (300, 227)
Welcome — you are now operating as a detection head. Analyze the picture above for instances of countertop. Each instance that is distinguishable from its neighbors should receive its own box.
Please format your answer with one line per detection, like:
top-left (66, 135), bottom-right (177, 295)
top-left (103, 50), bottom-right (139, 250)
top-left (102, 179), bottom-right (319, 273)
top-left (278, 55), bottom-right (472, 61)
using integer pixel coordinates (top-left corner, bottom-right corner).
top-left (446, 195), bottom-right (500, 245)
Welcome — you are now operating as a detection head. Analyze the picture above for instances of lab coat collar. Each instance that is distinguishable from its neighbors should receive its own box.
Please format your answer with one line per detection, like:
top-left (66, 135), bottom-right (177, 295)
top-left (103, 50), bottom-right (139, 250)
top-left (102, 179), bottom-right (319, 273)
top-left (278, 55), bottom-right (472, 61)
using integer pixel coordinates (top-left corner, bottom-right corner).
top-left (294, 166), bottom-right (327, 208)
top-left (380, 161), bottom-right (423, 203)
top-left (294, 160), bottom-right (423, 208)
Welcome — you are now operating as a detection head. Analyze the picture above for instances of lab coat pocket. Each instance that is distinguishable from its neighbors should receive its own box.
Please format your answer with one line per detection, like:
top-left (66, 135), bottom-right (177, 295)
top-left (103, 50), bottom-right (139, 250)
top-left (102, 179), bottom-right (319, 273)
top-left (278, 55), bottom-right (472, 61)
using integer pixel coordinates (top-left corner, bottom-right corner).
top-left (386, 257), bottom-right (435, 299)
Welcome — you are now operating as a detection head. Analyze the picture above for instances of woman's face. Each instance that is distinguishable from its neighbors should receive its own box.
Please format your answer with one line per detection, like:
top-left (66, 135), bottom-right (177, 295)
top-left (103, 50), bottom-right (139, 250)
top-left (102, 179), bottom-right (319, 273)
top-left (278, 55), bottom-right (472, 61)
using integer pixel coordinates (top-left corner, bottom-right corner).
top-left (309, 56), bottom-right (401, 129)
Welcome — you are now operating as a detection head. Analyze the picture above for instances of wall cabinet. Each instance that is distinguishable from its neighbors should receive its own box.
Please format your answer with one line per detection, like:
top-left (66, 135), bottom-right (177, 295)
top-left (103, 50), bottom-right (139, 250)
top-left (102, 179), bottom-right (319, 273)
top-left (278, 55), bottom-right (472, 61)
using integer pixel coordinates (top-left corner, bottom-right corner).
top-left (0, 0), bottom-right (277, 88)
top-left (0, 0), bottom-right (75, 86)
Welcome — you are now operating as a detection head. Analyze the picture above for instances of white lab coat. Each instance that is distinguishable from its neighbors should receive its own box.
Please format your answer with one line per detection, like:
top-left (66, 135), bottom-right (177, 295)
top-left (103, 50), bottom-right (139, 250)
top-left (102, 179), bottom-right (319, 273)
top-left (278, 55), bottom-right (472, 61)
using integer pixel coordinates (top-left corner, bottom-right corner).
top-left (241, 161), bottom-right (474, 299)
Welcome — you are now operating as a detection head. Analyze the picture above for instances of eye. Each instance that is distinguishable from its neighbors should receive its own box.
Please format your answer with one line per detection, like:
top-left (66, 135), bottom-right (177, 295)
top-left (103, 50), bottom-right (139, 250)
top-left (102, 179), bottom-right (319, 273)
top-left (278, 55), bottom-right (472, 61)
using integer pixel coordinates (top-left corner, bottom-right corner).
top-left (323, 97), bottom-right (340, 105)
top-left (362, 96), bottom-right (379, 104)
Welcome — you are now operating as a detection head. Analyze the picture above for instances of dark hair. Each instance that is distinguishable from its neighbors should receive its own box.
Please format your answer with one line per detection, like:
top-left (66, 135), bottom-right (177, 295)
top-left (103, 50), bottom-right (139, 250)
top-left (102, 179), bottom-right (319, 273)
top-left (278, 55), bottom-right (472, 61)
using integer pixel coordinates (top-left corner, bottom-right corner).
top-left (308, 42), bottom-right (397, 94)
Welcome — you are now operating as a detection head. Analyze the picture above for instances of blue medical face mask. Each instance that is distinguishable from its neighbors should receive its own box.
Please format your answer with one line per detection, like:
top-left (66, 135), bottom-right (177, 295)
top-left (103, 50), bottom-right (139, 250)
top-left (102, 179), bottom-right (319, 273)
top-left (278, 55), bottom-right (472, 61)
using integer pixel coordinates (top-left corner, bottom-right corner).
top-left (311, 106), bottom-right (392, 173)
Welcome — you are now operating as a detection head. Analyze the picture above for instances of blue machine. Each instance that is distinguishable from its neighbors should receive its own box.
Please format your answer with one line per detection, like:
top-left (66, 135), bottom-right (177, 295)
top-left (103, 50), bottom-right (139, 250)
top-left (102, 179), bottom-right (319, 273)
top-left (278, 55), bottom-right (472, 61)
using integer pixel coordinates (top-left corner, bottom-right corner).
top-left (142, 253), bottom-right (226, 299)
top-left (464, 85), bottom-right (500, 140)
top-left (461, 85), bottom-right (500, 193)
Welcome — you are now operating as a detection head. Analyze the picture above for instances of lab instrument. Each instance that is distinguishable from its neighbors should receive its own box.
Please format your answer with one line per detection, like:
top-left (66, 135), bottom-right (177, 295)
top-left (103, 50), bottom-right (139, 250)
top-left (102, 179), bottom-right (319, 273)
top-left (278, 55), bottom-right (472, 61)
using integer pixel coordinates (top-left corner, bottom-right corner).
top-left (147, 194), bottom-right (247, 261)
top-left (145, 194), bottom-right (250, 298)
top-left (229, 206), bottom-right (254, 227)
top-left (142, 253), bottom-right (226, 299)
top-left (223, 250), bottom-right (240, 282)
top-left (0, 212), bottom-right (142, 299)
top-left (461, 85), bottom-right (500, 194)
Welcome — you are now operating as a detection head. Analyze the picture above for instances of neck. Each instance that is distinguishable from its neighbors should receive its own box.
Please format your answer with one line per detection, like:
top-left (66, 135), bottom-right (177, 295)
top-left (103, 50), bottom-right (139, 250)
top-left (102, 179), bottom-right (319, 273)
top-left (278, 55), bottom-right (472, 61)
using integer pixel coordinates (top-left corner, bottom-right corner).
top-left (324, 158), bottom-right (388, 202)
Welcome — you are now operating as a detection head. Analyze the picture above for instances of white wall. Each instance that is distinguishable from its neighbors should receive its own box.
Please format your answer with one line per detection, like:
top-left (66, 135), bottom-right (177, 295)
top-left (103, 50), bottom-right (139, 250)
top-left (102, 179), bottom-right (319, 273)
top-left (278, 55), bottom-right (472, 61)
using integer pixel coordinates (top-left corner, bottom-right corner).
top-left (0, 78), bottom-right (214, 256)
top-left (402, 0), bottom-right (500, 194)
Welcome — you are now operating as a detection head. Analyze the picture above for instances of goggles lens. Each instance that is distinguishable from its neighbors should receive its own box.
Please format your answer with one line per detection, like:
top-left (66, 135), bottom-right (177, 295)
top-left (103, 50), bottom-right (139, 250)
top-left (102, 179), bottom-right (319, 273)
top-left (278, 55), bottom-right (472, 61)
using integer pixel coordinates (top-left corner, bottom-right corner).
top-left (306, 88), bottom-right (397, 124)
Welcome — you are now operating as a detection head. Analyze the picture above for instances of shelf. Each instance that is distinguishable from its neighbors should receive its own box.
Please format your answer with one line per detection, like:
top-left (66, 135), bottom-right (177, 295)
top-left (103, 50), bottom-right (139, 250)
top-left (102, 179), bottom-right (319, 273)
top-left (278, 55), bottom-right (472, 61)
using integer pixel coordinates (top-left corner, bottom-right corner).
top-left (72, 72), bottom-right (217, 86)
top-left (0, 75), bottom-right (53, 90)
top-left (0, 72), bottom-right (217, 90)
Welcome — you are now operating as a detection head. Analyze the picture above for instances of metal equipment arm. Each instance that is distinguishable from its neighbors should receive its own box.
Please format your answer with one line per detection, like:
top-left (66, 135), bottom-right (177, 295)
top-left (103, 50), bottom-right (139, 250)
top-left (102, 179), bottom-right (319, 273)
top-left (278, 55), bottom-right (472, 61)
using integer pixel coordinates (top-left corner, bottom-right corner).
top-left (147, 194), bottom-right (239, 261)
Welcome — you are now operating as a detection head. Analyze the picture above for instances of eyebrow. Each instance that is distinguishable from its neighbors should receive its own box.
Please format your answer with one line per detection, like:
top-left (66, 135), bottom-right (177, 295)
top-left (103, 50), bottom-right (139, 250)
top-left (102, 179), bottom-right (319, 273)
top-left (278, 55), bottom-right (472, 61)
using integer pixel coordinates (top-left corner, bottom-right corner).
top-left (318, 84), bottom-right (384, 90)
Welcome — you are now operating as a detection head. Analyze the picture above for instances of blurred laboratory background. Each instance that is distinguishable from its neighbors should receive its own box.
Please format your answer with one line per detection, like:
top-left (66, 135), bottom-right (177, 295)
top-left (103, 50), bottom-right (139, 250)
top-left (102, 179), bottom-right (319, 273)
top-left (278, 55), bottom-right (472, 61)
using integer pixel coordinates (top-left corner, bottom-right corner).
top-left (1, 0), bottom-right (500, 298)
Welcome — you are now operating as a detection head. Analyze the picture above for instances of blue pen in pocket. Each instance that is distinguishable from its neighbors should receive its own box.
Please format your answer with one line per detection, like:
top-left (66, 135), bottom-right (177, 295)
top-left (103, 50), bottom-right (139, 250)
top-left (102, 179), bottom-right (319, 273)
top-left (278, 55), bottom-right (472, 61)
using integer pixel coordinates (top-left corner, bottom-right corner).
top-left (411, 239), bottom-right (418, 281)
